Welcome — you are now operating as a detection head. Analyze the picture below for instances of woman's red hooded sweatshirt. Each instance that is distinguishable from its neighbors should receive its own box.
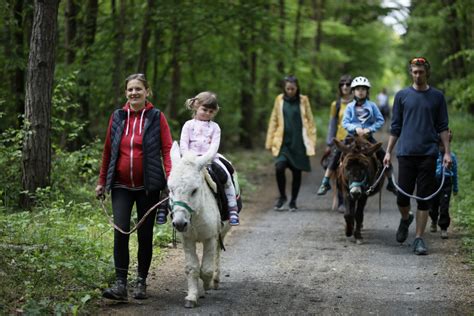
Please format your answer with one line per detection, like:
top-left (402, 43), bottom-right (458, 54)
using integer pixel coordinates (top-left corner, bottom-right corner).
top-left (98, 102), bottom-right (172, 188)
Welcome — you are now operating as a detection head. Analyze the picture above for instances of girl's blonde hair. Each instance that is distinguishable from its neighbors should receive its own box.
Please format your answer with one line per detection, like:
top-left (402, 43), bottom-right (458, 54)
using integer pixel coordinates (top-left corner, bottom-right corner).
top-left (185, 91), bottom-right (219, 113)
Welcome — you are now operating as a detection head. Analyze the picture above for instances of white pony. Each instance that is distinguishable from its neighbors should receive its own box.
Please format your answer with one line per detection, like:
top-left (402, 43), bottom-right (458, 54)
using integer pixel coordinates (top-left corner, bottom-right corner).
top-left (168, 141), bottom-right (231, 308)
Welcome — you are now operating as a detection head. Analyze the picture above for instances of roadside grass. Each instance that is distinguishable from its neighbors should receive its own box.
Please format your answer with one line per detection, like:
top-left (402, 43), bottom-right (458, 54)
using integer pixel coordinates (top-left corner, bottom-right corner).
top-left (449, 111), bottom-right (474, 263)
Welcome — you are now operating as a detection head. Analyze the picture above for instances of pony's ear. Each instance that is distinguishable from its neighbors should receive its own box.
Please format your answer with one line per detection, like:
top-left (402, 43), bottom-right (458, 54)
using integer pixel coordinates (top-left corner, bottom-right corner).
top-left (196, 149), bottom-right (214, 170)
top-left (170, 141), bottom-right (182, 165)
top-left (364, 142), bottom-right (382, 156)
top-left (334, 138), bottom-right (351, 154)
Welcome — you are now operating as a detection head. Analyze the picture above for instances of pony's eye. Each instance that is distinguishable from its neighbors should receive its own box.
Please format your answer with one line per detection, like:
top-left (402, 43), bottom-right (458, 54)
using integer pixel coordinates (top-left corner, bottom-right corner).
top-left (191, 189), bottom-right (197, 196)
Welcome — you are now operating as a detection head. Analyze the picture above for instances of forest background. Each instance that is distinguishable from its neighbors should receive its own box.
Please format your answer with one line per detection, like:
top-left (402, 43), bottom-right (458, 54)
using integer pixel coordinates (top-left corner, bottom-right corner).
top-left (0, 0), bottom-right (473, 314)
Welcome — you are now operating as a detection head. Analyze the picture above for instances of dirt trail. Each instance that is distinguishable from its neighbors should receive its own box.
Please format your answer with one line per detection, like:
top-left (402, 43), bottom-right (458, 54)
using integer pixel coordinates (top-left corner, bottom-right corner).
top-left (100, 134), bottom-right (473, 315)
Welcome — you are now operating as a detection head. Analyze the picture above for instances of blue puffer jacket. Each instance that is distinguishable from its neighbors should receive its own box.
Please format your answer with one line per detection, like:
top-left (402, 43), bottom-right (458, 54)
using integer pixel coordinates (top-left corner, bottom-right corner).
top-left (342, 100), bottom-right (384, 135)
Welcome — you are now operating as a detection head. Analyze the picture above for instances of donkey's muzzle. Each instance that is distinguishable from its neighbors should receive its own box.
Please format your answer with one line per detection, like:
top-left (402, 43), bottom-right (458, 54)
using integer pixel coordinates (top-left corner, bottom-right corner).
top-left (172, 219), bottom-right (188, 232)
top-left (350, 186), bottom-right (362, 199)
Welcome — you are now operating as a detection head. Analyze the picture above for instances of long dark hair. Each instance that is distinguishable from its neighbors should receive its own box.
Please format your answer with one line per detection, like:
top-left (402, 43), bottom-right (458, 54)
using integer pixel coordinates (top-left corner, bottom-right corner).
top-left (282, 75), bottom-right (300, 97)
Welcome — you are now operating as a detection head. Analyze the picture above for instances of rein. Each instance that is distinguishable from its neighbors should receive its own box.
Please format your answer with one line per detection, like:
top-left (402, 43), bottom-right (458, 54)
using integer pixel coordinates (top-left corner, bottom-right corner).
top-left (169, 198), bottom-right (195, 214)
top-left (366, 165), bottom-right (388, 195)
top-left (391, 167), bottom-right (446, 201)
top-left (99, 195), bottom-right (169, 235)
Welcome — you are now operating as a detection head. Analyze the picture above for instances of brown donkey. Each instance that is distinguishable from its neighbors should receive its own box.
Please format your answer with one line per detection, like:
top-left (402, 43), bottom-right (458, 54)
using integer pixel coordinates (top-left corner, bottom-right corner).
top-left (334, 136), bottom-right (384, 243)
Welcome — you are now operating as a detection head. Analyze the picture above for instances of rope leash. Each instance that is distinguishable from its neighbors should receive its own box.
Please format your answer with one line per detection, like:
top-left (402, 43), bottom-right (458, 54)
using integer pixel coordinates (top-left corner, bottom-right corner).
top-left (366, 165), bottom-right (388, 195)
top-left (391, 168), bottom-right (446, 201)
top-left (99, 195), bottom-right (169, 235)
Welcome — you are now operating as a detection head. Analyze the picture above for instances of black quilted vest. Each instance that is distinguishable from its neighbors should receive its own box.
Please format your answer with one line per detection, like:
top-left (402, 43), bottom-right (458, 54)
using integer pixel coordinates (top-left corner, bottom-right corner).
top-left (105, 108), bottom-right (166, 192)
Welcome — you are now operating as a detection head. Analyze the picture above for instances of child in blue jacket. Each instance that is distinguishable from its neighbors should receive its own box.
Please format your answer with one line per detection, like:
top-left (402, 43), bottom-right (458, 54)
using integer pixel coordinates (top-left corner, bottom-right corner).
top-left (429, 129), bottom-right (458, 239)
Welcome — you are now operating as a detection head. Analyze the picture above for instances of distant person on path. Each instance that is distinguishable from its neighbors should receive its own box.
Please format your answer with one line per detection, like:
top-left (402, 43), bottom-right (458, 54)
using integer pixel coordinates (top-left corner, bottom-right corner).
top-left (96, 74), bottom-right (172, 300)
top-left (320, 74), bottom-right (353, 212)
top-left (429, 129), bottom-right (458, 239)
top-left (376, 87), bottom-right (390, 130)
top-left (383, 57), bottom-right (451, 255)
top-left (265, 75), bottom-right (317, 211)
top-left (317, 76), bottom-right (397, 196)
top-left (179, 91), bottom-right (241, 225)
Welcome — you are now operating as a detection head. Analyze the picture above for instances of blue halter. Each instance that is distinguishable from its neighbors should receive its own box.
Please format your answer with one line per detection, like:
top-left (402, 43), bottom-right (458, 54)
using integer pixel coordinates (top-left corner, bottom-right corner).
top-left (349, 175), bottom-right (367, 190)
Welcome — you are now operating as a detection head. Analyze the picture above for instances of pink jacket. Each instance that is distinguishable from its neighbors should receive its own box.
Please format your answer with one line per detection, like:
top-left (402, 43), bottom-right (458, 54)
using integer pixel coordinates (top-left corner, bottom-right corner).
top-left (180, 119), bottom-right (221, 158)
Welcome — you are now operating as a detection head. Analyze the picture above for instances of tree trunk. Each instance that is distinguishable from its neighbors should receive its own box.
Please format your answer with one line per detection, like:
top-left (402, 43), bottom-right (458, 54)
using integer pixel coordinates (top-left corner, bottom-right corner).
top-left (167, 15), bottom-right (181, 120)
top-left (292, 0), bottom-right (304, 70)
top-left (73, 0), bottom-right (98, 148)
top-left (258, 2), bottom-right (271, 129)
top-left (64, 0), bottom-right (77, 64)
top-left (137, 0), bottom-right (156, 74)
top-left (276, 0), bottom-right (285, 76)
top-left (310, 0), bottom-right (324, 105)
top-left (152, 27), bottom-right (162, 101)
top-left (238, 24), bottom-right (254, 149)
top-left (21, 0), bottom-right (60, 208)
top-left (442, 0), bottom-right (465, 78)
top-left (112, 0), bottom-right (126, 108)
top-left (13, 0), bottom-right (25, 127)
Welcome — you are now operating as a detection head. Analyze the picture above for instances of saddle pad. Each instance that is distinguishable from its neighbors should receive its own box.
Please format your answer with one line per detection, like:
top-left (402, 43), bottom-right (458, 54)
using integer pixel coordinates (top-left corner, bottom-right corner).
top-left (203, 168), bottom-right (218, 194)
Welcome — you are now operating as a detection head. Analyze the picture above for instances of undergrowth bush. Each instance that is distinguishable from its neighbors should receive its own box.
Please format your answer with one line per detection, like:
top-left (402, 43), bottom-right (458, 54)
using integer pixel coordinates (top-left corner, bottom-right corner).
top-left (449, 112), bottom-right (474, 262)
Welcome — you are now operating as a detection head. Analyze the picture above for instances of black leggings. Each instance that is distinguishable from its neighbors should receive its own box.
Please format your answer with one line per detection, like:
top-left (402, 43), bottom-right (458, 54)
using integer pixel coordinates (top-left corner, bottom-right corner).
top-left (275, 161), bottom-right (302, 202)
top-left (111, 188), bottom-right (160, 280)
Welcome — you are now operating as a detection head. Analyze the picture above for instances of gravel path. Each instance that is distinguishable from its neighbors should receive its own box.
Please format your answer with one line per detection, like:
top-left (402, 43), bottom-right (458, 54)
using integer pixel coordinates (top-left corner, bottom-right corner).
top-left (100, 137), bottom-right (473, 315)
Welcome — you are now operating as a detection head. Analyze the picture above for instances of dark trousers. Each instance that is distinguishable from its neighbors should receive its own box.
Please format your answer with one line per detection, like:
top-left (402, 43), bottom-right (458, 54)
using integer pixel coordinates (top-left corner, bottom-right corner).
top-left (111, 188), bottom-right (160, 280)
top-left (276, 160), bottom-right (302, 202)
top-left (429, 177), bottom-right (452, 230)
top-left (396, 156), bottom-right (437, 210)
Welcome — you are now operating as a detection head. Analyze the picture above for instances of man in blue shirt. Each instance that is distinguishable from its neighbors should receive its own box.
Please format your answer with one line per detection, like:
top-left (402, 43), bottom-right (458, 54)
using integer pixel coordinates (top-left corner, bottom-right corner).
top-left (384, 57), bottom-right (452, 255)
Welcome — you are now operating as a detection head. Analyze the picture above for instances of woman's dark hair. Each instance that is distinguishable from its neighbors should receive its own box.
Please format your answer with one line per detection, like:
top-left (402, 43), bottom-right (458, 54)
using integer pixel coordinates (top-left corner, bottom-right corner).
top-left (125, 73), bottom-right (153, 96)
top-left (282, 75), bottom-right (300, 96)
top-left (338, 74), bottom-right (352, 96)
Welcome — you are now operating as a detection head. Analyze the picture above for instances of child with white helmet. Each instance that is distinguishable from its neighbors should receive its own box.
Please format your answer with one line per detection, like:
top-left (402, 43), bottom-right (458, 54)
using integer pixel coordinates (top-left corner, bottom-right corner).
top-left (317, 76), bottom-right (397, 195)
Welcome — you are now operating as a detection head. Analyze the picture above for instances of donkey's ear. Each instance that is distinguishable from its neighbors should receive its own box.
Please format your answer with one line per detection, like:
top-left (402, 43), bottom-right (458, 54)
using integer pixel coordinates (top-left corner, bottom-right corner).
top-left (334, 138), bottom-right (351, 154)
top-left (196, 148), bottom-right (215, 170)
top-left (170, 141), bottom-right (182, 165)
top-left (364, 142), bottom-right (382, 156)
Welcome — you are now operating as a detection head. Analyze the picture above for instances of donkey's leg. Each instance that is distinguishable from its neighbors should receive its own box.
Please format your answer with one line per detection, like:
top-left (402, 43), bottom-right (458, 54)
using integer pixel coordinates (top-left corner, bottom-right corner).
top-left (182, 238), bottom-right (200, 308)
top-left (201, 237), bottom-right (217, 291)
top-left (212, 235), bottom-right (221, 290)
top-left (344, 199), bottom-right (355, 237)
top-left (354, 197), bottom-right (367, 243)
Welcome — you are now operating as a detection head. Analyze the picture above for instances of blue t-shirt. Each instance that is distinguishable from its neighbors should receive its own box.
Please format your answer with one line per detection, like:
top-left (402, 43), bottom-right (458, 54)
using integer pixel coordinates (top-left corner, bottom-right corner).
top-left (391, 86), bottom-right (449, 157)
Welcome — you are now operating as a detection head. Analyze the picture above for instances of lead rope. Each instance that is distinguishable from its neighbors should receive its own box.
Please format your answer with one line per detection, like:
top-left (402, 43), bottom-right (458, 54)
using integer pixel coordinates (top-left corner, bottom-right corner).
top-left (99, 196), bottom-right (169, 235)
top-left (391, 167), bottom-right (446, 201)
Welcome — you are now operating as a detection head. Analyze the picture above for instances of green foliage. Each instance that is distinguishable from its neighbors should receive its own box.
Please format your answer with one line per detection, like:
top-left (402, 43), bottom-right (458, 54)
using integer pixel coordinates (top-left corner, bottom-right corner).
top-left (449, 112), bottom-right (474, 263)
top-left (0, 124), bottom-right (24, 209)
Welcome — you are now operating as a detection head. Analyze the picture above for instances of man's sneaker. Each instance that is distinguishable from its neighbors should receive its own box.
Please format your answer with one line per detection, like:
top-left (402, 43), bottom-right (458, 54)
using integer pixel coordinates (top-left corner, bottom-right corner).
top-left (413, 237), bottom-right (428, 255)
top-left (317, 182), bottom-right (331, 196)
top-left (289, 200), bottom-right (297, 212)
top-left (430, 221), bottom-right (437, 232)
top-left (133, 277), bottom-right (147, 299)
top-left (103, 279), bottom-right (128, 301)
top-left (396, 213), bottom-right (414, 243)
top-left (386, 181), bottom-right (397, 195)
top-left (440, 230), bottom-right (448, 239)
top-left (274, 196), bottom-right (287, 211)
top-left (229, 211), bottom-right (240, 226)
top-left (156, 209), bottom-right (168, 225)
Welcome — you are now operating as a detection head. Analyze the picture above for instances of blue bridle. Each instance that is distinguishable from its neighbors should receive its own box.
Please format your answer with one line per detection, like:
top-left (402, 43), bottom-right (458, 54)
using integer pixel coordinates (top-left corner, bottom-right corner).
top-left (169, 197), bottom-right (195, 214)
top-left (349, 175), bottom-right (367, 190)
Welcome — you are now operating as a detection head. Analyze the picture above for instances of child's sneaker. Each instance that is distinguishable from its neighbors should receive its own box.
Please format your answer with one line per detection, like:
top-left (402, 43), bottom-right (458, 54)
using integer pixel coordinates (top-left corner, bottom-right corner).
top-left (229, 211), bottom-right (239, 226)
top-left (156, 209), bottom-right (168, 225)
top-left (317, 178), bottom-right (331, 195)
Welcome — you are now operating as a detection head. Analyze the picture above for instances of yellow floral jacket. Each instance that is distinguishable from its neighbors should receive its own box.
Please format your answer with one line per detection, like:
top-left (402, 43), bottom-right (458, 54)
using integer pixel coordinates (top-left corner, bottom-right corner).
top-left (265, 94), bottom-right (317, 157)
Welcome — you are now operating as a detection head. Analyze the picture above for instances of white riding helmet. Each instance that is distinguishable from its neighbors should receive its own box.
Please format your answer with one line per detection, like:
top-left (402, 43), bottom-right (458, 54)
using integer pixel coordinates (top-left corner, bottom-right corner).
top-left (351, 76), bottom-right (371, 89)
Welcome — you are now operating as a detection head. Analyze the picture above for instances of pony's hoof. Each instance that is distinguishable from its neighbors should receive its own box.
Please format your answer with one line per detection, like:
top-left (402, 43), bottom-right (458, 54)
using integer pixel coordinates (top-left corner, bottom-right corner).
top-left (184, 299), bottom-right (197, 308)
